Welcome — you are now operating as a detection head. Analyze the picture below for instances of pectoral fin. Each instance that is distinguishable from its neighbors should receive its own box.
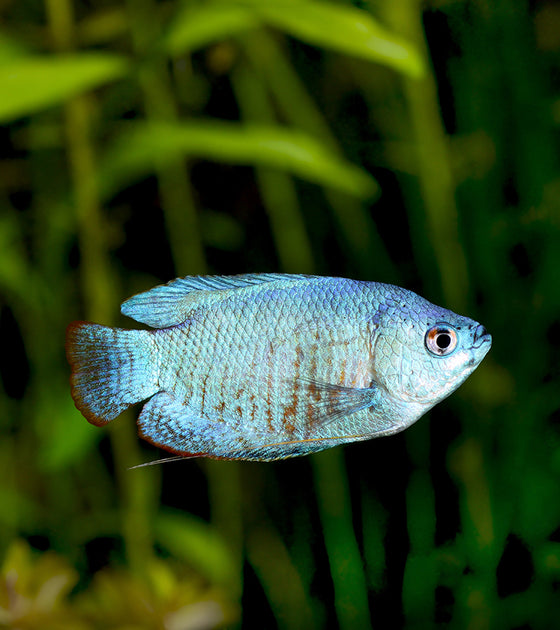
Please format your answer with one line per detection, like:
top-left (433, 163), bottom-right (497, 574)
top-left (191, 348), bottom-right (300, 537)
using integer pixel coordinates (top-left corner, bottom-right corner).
top-left (296, 378), bottom-right (378, 426)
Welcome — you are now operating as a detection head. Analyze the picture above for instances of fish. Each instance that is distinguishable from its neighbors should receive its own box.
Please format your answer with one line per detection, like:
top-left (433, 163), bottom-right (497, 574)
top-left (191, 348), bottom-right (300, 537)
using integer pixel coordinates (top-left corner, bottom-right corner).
top-left (65, 274), bottom-right (492, 462)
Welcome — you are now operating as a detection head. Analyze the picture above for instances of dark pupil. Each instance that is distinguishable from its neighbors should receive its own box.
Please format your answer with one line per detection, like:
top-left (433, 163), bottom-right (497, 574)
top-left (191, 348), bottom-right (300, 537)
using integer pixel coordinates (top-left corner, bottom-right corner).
top-left (436, 332), bottom-right (451, 349)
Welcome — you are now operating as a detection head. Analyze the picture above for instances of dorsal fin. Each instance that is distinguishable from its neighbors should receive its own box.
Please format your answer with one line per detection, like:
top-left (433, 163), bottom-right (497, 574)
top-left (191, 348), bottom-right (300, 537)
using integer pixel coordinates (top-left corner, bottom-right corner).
top-left (121, 273), bottom-right (310, 328)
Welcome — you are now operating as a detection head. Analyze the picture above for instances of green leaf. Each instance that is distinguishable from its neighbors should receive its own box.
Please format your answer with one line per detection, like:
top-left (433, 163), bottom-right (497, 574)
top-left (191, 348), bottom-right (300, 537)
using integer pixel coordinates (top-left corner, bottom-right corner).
top-left (164, 1), bottom-right (423, 77)
top-left (250, 0), bottom-right (424, 78)
top-left (40, 396), bottom-right (101, 471)
top-left (101, 121), bottom-right (377, 199)
top-left (0, 53), bottom-right (129, 123)
top-left (164, 4), bottom-right (259, 56)
top-left (155, 510), bottom-right (236, 587)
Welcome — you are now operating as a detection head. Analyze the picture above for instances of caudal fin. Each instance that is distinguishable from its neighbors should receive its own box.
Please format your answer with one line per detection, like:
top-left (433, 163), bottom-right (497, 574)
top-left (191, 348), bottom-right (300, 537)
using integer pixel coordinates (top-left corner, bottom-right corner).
top-left (65, 322), bottom-right (158, 426)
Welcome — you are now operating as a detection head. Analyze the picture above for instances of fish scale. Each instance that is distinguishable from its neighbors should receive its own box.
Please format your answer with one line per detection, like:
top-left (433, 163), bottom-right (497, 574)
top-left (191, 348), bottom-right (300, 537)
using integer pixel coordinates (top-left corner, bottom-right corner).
top-left (66, 274), bottom-right (492, 461)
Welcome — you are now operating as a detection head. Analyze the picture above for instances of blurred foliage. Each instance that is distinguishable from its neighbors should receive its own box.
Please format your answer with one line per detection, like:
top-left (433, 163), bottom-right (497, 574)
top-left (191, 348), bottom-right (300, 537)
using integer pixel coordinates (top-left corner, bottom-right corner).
top-left (0, 0), bottom-right (559, 628)
top-left (0, 539), bottom-right (234, 629)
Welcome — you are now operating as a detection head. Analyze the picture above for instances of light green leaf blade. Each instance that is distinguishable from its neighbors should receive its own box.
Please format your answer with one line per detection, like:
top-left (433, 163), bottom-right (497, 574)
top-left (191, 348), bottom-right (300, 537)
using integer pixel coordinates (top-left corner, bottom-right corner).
top-left (155, 510), bottom-right (236, 587)
top-left (0, 53), bottom-right (129, 123)
top-left (164, 4), bottom-right (259, 56)
top-left (40, 397), bottom-right (101, 471)
top-left (245, 0), bottom-right (424, 77)
top-left (101, 121), bottom-right (378, 199)
top-left (164, 1), bottom-right (423, 77)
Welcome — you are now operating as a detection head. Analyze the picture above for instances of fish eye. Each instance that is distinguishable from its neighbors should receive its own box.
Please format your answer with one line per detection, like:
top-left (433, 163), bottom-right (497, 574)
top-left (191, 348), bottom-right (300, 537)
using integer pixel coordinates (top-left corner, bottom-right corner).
top-left (425, 325), bottom-right (458, 356)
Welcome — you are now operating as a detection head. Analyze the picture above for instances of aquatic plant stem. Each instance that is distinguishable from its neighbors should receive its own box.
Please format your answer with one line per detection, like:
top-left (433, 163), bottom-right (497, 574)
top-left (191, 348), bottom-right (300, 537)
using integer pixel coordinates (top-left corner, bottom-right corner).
top-left (245, 521), bottom-right (318, 630)
top-left (312, 449), bottom-right (372, 630)
top-left (45, 0), bottom-right (156, 575)
top-left (241, 29), bottom-right (395, 280)
top-left (382, 0), bottom-right (468, 309)
top-left (124, 0), bottom-right (244, 603)
top-left (232, 42), bottom-right (314, 273)
top-left (124, 0), bottom-right (205, 276)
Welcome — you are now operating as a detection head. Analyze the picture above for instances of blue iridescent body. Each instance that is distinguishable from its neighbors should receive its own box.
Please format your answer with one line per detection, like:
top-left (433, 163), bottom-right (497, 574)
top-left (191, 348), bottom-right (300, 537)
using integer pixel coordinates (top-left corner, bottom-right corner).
top-left (66, 274), bottom-right (492, 461)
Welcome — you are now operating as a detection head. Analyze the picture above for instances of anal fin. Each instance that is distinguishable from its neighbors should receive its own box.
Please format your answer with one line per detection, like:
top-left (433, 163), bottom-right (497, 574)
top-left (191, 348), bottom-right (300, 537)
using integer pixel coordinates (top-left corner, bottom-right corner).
top-left (137, 392), bottom-right (235, 458)
top-left (136, 391), bottom-right (346, 461)
top-left (136, 382), bottom-right (396, 462)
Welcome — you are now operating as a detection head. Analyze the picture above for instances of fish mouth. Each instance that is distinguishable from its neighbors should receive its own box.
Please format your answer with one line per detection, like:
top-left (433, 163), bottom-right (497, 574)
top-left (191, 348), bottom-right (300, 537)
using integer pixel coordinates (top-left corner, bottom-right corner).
top-left (472, 324), bottom-right (492, 349)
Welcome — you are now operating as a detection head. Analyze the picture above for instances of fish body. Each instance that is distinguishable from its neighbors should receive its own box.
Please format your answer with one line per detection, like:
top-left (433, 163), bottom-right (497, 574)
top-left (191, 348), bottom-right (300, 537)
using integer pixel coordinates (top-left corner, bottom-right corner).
top-left (66, 274), bottom-right (492, 461)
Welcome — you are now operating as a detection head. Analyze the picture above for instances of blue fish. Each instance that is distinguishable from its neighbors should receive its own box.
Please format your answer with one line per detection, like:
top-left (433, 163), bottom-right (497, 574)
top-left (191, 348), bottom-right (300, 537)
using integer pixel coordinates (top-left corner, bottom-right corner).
top-left (66, 274), bottom-right (492, 461)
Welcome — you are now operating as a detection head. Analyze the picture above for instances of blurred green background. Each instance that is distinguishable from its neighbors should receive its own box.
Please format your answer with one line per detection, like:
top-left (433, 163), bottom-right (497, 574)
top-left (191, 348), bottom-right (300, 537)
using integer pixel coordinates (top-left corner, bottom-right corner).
top-left (1, 0), bottom-right (559, 628)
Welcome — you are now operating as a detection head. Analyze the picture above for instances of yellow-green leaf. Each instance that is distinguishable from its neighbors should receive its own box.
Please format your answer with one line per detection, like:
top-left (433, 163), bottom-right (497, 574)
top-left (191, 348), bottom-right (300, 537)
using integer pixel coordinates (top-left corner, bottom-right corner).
top-left (0, 53), bottom-right (129, 123)
top-left (101, 121), bottom-right (377, 199)
top-left (164, 4), bottom-right (259, 56)
top-left (164, 1), bottom-right (423, 77)
top-left (250, 0), bottom-right (424, 78)
top-left (155, 511), bottom-right (236, 587)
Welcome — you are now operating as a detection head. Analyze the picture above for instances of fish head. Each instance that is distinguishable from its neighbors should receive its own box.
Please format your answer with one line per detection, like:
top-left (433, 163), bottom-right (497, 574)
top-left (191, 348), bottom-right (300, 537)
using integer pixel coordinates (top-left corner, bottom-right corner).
top-left (371, 292), bottom-right (492, 408)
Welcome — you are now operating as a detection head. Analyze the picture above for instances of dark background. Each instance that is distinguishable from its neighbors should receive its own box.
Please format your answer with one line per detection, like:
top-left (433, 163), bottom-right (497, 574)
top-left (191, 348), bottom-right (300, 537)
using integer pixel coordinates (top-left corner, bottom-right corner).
top-left (0, 0), bottom-right (559, 628)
